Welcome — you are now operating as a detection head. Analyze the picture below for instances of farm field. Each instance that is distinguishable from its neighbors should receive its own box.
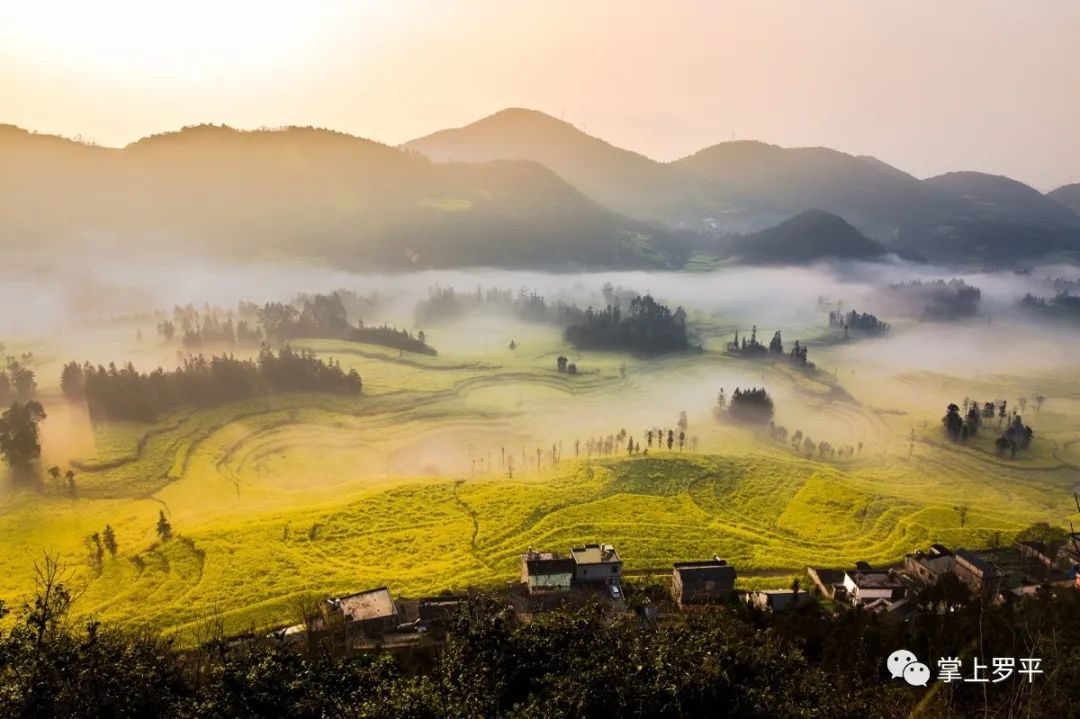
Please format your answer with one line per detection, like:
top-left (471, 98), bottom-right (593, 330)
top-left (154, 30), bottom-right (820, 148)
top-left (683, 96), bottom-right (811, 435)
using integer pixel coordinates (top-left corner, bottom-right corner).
top-left (3, 309), bottom-right (1080, 641)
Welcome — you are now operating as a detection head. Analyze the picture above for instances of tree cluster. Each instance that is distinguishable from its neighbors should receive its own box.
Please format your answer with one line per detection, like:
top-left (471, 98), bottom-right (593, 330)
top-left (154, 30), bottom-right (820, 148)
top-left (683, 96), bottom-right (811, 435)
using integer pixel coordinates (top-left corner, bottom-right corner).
top-left (259, 294), bottom-right (435, 355)
top-left (943, 399), bottom-right (1034, 458)
top-left (722, 387), bottom-right (774, 424)
top-left (565, 295), bottom-right (690, 353)
top-left (828, 309), bottom-right (890, 336)
top-left (886, 279), bottom-right (981, 320)
top-left (63, 347), bottom-right (361, 423)
top-left (0, 357), bottom-right (37, 404)
top-left (1019, 292), bottom-right (1080, 322)
top-left (726, 327), bottom-right (813, 369)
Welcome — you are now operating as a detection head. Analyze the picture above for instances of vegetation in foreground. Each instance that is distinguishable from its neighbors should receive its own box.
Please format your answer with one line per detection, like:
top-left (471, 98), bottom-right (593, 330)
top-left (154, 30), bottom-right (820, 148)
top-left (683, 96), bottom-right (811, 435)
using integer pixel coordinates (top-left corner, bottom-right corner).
top-left (2, 559), bottom-right (1079, 718)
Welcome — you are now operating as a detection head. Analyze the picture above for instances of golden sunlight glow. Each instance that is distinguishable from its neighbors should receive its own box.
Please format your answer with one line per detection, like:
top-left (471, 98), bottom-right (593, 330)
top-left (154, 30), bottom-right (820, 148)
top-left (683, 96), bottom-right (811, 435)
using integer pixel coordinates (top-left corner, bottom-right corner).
top-left (1, 0), bottom-right (373, 82)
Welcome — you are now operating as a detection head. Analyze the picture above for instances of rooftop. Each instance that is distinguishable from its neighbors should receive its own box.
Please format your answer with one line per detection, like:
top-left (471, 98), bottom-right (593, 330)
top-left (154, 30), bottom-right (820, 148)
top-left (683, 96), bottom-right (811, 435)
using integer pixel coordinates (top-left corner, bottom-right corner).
top-left (523, 552), bottom-right (576, 576)
top-left (674, 559), bottom-right (736, 583)
top-left (331, 587), bottom-right (397, 622)
top-left (955, 548), bottom-right (1000, 577)
top-left (571, 543), bottom-right (621, 565)
top-left (847, 569), bottom-right (904, 589)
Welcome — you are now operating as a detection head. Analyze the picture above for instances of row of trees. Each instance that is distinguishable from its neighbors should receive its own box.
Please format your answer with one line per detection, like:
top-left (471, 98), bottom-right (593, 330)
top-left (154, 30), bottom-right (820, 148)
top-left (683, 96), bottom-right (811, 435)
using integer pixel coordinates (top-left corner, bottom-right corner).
top-left (726, 327), bottom-right (813, 369)
top-left (414, 285), bottom-right (585, 327)
top-left (767, 423), bottom-right (862, 460)
top-left (60, 347), bottom-right (361, 423)
top-left (156, 293), bottom-right (433, 355)
top-left (564, 295), bottom-right (690, 353)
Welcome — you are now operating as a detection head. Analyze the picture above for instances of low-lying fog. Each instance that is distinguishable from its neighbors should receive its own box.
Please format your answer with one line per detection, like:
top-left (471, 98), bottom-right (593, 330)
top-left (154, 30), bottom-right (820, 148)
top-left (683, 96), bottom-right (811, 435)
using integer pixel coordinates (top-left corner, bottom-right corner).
top-left (4, 255), bottom-right (1078, 336)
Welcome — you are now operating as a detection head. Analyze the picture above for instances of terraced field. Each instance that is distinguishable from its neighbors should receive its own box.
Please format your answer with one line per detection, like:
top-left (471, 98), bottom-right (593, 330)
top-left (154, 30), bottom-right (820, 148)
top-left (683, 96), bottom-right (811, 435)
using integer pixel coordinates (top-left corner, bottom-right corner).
top-left (2, 320), bottom-right (1079, 641)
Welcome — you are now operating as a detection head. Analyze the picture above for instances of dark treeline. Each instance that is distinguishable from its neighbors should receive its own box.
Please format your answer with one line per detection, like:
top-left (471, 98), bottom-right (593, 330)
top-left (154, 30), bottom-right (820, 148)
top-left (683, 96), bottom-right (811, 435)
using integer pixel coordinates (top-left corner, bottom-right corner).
top-left (828, 309), bottom-right (890, 336)
top-left (725, 326), bottom-right (812, 369)
top-left (885, 278), bottom-right (981, 320)
top-left (60, 347), bottom-right (361, 423)
top-left (260, 293), bottom-right (435, 356)
top-left (564, 295), bottom-right (690, 353)
top-left (1019, 292), bottom-right (1080, 321)
top-left (157, 292), bottom-right (430, 355)
top-left (942, 399), bottom-right (1034, 458)
top-left (415, 285), bottom-right (586, 327)
top-left (4, 565), bottom-right (1080, 718)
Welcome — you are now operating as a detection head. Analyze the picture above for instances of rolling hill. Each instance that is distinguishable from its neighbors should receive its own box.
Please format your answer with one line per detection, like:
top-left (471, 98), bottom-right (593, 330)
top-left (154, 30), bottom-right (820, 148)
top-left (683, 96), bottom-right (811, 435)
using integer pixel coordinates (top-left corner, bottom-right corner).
top-left (0, 123), bottom-right (684, 269)
top-left (1048, 183), bottom-right (1080, 216)
top-left (404, 108), bottom-right (700, 223)
top-left (405, 109), bottom-right (1080, 264)
top-left (725, 209), bottom-right (888, 264)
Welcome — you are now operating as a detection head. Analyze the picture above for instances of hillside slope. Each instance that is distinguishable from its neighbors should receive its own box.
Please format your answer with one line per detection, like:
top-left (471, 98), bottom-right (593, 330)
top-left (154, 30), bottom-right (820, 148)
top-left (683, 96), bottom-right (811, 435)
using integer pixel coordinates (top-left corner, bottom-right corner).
top-left (0, 123), bottom-right (683, 269)
top-left (726, 210), bottom-right (888, 264)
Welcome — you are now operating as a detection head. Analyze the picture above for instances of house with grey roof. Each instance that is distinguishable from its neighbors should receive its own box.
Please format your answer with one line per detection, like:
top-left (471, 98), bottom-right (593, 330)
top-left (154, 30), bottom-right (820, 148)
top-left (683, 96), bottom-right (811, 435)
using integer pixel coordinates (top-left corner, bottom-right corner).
top-left (672, 557), bottom-right (736, 607)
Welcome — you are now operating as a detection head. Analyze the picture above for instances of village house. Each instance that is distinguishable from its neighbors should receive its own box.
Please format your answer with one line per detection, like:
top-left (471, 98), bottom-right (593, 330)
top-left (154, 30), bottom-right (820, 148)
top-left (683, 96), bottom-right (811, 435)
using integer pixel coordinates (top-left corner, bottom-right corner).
top-left (843, 568), bottom-right (905, 605)
top-left (417, 595), bottom-right (469, 627)
top-left (672, 557), bottom-right (736, 607)
top-left (1016, 540), bottom-right (1057, 569)
top-left (746, 589), bottom-right (813, 613)
top-left (521, 549), bottom-right (575, 595)
top-left (905, 544), bottom-right (956, 584)
top-left (570, 543), bottom-right (622, 587)
top-left (806, 567), bottom-right (848, 600)
top-left (953, 548), bottom-right (1006, 596)
top-left (324, 586), bottom-right (399, 637)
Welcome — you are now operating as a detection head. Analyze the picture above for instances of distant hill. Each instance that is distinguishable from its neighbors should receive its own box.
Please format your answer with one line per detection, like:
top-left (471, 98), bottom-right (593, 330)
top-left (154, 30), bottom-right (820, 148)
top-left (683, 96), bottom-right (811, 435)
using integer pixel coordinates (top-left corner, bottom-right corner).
top-left (672, 140), bottom-right (965, 238)
top-left (1048, 183), bottom-right (1080, 215)
top-left (405, 110), bottom-right (1080, 265)
top-left (726, 210), bottom-right (888, 264)
top-left (0, 123), bottom-right (684, 269)
top-left (923, 172), bottom-right (1080, 228)
top-left (404, 108), bottom-right (699, 222)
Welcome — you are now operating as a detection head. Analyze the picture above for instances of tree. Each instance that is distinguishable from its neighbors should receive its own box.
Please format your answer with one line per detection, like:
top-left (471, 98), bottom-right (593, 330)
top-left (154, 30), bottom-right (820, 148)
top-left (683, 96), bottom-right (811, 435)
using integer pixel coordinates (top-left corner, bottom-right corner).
top-left (102, 525), bottom-right (118, 557)
top-left (7, 359), bottom-right (37, 399)
top-left (59, 362), bottom-right (86, 400)
top-left (666, 430), bottom-right (674, 451)
top-left (677, 411), bottom-right (688, 433)
top-left (567, 362), bottom-right (578, 375)
top-left (942, 403), bottom-right (964, 441)
top-left (954, 504), bottom-right (969, 528)
top-left (47, 465), bottom-right (61, 491)
top-left (64, 469), bottom-right (76, 497)
top-left (156, 510), bottom-right (173, 542)
top-left (87, 532), bottom-right (104, 569)
top-left (556, 356), bottom-right (568, 373)
top-left (0, 401), bottom-right (47, 470)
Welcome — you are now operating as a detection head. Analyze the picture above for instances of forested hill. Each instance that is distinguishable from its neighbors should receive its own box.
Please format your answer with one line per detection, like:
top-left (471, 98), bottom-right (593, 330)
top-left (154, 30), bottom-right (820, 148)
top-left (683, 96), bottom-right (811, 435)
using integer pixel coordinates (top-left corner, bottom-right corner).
top-left (0, 123), bottom-right (685, 270)
top-left (727, 210), bottom-right (888, 263)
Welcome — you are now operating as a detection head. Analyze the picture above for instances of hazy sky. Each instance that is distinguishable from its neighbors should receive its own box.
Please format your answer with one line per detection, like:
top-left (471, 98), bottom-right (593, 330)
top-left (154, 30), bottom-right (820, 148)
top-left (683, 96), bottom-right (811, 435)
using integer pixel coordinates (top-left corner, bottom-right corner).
top-left (2, 1), bottom-right (1078, 189)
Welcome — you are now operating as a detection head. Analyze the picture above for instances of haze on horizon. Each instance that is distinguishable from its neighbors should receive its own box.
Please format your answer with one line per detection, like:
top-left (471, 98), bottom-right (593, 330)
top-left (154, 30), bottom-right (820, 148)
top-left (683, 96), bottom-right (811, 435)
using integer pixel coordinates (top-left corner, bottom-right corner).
top-left (2, 0), bottom-right (1078, 191)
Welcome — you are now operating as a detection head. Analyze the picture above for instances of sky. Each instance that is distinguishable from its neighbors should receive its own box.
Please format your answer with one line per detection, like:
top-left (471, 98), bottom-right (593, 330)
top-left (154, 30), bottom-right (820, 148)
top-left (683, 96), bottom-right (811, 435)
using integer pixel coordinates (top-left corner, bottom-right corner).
top-left (1, 0), bottom-right (1078, 190)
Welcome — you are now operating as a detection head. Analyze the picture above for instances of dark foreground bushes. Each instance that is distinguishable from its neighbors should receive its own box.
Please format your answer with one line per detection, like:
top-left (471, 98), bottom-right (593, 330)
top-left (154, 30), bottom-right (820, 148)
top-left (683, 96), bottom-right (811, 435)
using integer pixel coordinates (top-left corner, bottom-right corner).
top-left (3, 570), bottom-right (1080, 718)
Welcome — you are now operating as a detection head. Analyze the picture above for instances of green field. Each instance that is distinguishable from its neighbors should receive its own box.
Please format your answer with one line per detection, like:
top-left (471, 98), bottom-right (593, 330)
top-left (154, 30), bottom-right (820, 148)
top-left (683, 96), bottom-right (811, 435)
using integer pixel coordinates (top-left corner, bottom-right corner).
top-left (2, 317), bottom-right (1079, 641)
